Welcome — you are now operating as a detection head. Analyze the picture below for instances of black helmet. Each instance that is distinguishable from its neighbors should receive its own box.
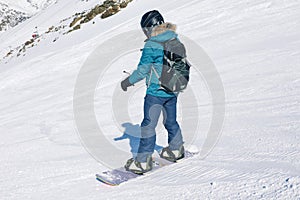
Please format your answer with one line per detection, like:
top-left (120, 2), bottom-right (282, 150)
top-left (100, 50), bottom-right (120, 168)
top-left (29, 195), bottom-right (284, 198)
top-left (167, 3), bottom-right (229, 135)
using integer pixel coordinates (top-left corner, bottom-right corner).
top-left (140, 10), bottom-right (164, 38)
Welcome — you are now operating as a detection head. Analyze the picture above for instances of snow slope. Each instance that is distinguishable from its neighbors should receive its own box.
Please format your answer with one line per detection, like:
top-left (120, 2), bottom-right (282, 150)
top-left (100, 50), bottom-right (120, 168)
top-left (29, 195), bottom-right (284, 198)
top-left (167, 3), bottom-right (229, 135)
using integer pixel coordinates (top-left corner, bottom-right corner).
top-left (0, 0), bottom-right (300, 199)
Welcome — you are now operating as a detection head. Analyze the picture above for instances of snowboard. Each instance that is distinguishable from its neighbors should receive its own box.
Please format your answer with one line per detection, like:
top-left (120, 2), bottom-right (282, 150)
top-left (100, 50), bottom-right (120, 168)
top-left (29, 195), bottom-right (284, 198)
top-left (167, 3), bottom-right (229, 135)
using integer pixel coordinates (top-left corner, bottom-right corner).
top-left (96, 151), bottom-right (197, 186)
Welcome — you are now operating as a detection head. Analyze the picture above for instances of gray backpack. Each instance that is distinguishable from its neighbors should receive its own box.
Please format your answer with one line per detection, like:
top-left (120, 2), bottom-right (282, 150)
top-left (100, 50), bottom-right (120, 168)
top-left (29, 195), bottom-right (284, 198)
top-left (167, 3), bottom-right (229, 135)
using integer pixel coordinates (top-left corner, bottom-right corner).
top-left (152, 38), bottom-right (191, 93)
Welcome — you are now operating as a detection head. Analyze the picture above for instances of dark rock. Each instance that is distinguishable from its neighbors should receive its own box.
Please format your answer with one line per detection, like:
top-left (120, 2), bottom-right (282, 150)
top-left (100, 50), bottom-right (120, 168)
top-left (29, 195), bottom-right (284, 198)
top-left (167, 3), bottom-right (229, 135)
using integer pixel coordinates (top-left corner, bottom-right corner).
top-left (25, 39), bottom-right (34, 46)
top-left (70, 16), bottom-right (83, 27)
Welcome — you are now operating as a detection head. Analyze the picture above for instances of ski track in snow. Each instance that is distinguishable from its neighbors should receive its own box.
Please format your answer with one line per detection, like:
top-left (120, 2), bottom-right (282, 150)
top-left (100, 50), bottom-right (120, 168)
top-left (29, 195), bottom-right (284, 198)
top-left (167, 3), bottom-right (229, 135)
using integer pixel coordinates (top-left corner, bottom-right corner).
top-left (0, 0), bottom-right (300, 199)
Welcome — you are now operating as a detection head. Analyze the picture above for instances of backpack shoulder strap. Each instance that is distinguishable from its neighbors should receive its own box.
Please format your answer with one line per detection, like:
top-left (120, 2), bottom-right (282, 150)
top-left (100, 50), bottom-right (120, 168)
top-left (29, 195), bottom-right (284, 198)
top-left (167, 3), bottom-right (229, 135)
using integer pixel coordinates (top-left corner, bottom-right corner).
top-left (151, 66), bottom-right (160, 79)
top-left (149, 38), bottom-right (177, 81)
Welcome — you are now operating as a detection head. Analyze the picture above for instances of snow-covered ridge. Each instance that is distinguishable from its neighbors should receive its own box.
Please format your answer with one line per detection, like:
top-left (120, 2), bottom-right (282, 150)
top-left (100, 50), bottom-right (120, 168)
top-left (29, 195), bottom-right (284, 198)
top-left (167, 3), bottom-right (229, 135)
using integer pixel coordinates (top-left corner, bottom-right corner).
top-left (0, 0), bottom-right (56, 13)
top-left (0, 0), bottom-right (56, 32)
top-left (0, 2), bottom-right (29, 31)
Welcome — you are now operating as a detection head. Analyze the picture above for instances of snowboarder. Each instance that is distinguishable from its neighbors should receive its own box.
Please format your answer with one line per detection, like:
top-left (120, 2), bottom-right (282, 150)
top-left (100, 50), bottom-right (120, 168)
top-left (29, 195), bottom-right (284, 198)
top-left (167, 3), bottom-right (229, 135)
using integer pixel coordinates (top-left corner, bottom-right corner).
top-left (32, 26), bottom-right (39, 39)
top-left (121, 10), bottom-right (185, 174)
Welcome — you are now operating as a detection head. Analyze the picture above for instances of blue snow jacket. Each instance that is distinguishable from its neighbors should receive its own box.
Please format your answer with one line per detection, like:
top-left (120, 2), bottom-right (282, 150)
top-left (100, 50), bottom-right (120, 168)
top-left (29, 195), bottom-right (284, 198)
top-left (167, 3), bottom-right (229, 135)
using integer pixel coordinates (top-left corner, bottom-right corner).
top-left (128, 23), bottom-right (178, 97)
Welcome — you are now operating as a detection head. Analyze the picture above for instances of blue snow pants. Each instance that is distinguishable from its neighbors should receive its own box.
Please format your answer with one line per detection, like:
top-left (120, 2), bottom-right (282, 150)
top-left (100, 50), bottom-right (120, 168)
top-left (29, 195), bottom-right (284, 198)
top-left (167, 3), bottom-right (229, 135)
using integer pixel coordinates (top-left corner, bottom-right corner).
top-left (136, 94), bottom-right (184, 162)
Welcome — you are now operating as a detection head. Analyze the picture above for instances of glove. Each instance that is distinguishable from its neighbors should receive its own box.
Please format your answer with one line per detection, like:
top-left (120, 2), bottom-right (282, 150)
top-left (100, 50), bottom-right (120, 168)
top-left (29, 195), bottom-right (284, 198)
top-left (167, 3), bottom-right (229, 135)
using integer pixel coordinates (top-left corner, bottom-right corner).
top-left (121, 76), bottom-right (133, 91)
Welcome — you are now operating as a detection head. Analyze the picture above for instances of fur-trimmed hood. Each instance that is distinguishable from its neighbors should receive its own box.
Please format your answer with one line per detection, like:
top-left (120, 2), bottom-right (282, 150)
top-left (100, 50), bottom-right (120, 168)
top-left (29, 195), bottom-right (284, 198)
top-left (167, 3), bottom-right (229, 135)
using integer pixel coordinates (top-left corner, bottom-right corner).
top-left (151, 22), bottom-right (177, 37)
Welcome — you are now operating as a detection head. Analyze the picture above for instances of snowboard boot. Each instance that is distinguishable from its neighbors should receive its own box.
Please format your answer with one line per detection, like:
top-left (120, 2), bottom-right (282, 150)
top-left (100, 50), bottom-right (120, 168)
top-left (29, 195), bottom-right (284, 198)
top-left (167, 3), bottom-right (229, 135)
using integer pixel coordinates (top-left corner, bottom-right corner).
top-left (160, 145), bottom-right (185, 162)
top-left (124, 156), bottom-right (153, 175)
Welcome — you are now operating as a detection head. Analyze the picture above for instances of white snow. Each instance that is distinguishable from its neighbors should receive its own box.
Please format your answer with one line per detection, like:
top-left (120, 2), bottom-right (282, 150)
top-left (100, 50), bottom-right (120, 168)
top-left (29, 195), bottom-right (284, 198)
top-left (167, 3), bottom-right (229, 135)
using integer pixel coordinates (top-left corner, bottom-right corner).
top-left (0, 0), bottom-right (300, 199)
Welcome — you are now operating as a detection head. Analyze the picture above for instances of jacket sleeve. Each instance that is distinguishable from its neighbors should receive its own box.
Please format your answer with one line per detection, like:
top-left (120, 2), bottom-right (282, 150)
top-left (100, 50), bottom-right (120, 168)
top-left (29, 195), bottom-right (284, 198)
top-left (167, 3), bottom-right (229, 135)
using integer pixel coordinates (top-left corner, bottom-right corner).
top-left (129, 43), bottom-right (154, 84)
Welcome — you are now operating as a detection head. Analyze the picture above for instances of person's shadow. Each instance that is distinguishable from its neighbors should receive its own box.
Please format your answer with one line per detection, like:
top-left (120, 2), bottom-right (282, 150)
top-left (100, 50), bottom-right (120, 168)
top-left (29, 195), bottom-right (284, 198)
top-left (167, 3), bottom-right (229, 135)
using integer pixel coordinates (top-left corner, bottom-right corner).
top-left (114, 122), bottom-right (163, 158)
